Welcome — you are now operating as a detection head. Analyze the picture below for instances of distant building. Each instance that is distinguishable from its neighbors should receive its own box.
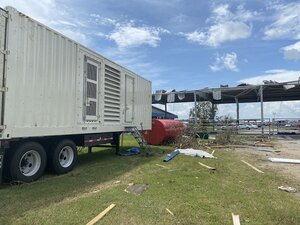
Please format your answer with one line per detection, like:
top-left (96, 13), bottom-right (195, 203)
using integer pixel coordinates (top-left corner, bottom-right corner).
top-left (152, 106), bottom-right (178, 119)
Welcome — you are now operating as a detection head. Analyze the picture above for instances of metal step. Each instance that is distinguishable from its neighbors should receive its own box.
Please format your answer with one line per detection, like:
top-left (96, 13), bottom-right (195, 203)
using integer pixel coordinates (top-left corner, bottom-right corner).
top-left (125, 126), bottom-right (152, 155)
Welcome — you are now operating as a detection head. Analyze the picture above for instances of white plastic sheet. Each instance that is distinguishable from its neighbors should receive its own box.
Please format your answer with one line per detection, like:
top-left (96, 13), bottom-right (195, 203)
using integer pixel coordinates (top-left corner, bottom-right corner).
top-left (177, 149), bottom-right (215, 158)
top-left (268, 158), bottom-right (300, 164)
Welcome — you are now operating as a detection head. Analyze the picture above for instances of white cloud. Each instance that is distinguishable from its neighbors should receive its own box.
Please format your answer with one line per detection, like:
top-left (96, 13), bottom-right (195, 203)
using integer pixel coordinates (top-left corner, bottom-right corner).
top-left (181, 4), bottom-right (254, 47)
top-left (90, 14), bottom-right (118, 26)
top-left (91, 14), bottom-right (169, 49)
top-left (184, 22), bottom-right (251, 47)
top-left (109, 23), bottom-right (169, 48)
top-left (212, 4), bottom-right (258, 23)
top-left (282, 41), bottom-right (300, 60)
top-left (239, 69), bottom-right (300, 84)
top-left (172, 14), bottom-right (187, 23)
top-left (210, 52), bottom-right (239, 72)
top-left (264, 2), bottom-right (300, 40)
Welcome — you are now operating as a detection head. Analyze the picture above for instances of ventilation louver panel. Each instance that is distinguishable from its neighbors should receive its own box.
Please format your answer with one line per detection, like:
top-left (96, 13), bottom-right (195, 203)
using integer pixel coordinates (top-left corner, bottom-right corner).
top-left (104, 65), bottom-right (121, 123)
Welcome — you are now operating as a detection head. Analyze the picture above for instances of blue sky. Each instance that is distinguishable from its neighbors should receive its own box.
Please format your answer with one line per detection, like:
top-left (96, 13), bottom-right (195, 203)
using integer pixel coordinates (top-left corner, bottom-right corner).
top-left (1, 0), bottom-right (300, 119)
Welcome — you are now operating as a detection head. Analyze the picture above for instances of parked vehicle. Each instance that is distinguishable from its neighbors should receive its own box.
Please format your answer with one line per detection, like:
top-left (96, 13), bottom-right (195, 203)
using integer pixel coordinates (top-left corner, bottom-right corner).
top-left (0, 7), bottom-right (152, 183)
top-left (239, 124), bottom-right (258, 130)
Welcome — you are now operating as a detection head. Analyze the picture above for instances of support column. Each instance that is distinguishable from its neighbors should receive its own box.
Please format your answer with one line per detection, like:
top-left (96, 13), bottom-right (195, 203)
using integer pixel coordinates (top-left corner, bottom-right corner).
top-left (235, 97), bottom-right (239, 125)
top-left (212, 102), bottom-right (216, 131)
top-left (260, 86), bottom-right (264, 137)
top-left (164, 103), bottom-right (167, 119)
top-left (194, 91), bottom-right (197, 123)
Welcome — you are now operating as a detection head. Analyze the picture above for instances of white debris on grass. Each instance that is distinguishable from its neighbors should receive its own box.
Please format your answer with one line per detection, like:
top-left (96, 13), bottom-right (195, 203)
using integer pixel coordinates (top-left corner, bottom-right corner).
top-left (268, 158), bottom-right (300, 164)
top-left (177, 149), bottom-right (215, 158)
top-left (278, 186), bottom-right (297, 193)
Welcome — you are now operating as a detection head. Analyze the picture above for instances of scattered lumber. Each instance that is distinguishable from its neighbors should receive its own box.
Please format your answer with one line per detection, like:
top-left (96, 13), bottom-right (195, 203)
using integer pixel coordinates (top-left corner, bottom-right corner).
top-left (241, 160), bottom-right (264, 174)
top-left (156, 164), bottom-right (168, 169)
top-left (268, 158), bottom-right (300, 164)
top-left (166, 208), bottom-right (174, 216)
top-left (86, 204), bottom-right (116, 225)
top-left (198, 162), bottom-right (216, 170)
top-left (232, 213), bottom-right (241, 225)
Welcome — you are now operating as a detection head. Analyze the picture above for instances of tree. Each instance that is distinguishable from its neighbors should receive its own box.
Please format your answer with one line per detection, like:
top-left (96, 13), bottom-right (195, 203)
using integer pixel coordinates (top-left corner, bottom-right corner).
top-left (189, 101), bottom-right (217, 123)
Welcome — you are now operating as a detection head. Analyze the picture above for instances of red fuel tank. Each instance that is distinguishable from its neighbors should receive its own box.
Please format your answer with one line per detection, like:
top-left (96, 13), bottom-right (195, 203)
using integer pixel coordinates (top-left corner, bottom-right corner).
top-left (143, 119), bottom-right (185, 145)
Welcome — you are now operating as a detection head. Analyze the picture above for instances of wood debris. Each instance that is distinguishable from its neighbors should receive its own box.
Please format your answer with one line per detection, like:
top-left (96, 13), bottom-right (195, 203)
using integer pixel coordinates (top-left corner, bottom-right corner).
top-left (232, 213), bottom-right (241, 225)
top-left (166, 208), bottom-right (174, 216)
top-left (86, 204), bottom-right (116, 225)
top-left (241, 160), bottom-right (264, 174)
top-left (198, 162), bottom-right (216, 170)
top-left (156, 164), bottom-right (168, 169)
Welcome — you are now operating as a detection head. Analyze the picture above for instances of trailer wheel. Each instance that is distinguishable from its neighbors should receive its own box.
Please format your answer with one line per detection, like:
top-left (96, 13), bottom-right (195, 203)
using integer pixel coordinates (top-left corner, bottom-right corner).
top-left (50, 139), bottom-right (77, 174)
top-left (10, 142), bottom-right (47, 182)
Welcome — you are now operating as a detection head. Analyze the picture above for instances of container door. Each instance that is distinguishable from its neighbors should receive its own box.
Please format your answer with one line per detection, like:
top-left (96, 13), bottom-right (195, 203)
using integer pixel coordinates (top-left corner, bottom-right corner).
top-left (84, 57), bottom-right (100, 121)
top-left (0, 9), bottom-right (7, 125)
top-left (125, 75), bottom-right (134, 123)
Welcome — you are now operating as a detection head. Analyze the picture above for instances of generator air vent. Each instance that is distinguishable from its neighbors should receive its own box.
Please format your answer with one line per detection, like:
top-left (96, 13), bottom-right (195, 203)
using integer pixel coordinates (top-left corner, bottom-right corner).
top-left (104, 65), bottom-right (121, 123)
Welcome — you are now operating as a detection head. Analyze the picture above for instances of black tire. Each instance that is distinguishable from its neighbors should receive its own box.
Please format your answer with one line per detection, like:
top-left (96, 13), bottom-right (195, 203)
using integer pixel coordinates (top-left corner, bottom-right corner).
top-left (49, 139), bottom-right (77, 174)
top-left (10, 142), bottom-right (47, 182)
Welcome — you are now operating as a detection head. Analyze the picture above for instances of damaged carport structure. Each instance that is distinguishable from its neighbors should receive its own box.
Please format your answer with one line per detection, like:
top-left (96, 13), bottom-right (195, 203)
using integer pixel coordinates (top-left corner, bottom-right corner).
top-left (152, 80), bottom-right (300, 136)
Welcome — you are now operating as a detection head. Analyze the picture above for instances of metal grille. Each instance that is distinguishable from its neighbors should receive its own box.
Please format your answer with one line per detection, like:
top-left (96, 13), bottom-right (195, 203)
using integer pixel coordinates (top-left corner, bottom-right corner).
top-left (85, 59), bottom-right (99, 120)
top-left (87, 82), bottom-right (97, 99)
top-left (87, 63), bottom-right (97, 81)
top-left (86, 101), bottom-right (96, 116)
top-left (104, 65), bottom-right (121, 123)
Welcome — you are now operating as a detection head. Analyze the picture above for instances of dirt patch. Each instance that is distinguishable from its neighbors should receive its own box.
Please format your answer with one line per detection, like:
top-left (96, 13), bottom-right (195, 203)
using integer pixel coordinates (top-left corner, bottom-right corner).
top-left (229, 138), bottom-right (300, 183)
top-left (264, 139), bottom-right (300, 182)
top-left (125, 183), bottom-right (149, 195)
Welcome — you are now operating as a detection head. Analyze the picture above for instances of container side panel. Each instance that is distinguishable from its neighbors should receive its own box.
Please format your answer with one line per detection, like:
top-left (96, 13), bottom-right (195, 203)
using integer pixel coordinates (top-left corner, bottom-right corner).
top-left (5, 10), bottom-right (77, 134)
top-left (2, 8), bottom-right (151, 139)
top-left (133, 75), bottom-right (152, 130)
top-left (0, 9), bottom-right (6, 124)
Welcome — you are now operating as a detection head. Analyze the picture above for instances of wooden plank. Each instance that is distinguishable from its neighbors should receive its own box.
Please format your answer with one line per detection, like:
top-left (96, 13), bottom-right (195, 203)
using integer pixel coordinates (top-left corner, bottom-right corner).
top-left (232, 213), bottom-right (241, 225)
top-left (156, 164), bottom-right (168, 169)
top-left (198, 162), bottom-right (216, 170)
top-left (166, 208), bottom-right (174, 216)
top-left (241, 160), bottom-right (264, 174)
top-left (86, 204), bottom-right (116, 225)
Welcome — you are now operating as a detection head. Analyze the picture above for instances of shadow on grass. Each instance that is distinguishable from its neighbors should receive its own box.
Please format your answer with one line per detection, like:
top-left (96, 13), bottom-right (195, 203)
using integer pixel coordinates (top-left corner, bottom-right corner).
top-left (0, 142), bottom-right (169, 224)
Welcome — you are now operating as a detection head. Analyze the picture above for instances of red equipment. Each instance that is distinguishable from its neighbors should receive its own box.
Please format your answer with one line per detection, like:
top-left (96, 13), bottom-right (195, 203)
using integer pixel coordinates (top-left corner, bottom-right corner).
top-left (143, 119), bottom-right (185, 145)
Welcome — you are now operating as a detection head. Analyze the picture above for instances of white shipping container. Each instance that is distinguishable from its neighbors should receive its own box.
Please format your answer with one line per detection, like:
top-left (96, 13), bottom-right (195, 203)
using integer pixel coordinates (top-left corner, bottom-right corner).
top-left (0, 6), bottom-right (152, 140)
top-left (0, 7), bottom-right (152, 183)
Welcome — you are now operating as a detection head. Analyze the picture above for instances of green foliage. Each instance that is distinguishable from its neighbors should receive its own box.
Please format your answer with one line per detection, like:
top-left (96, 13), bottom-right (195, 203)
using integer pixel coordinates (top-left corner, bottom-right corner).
top-left (189, 101), bottom-right (217, 123)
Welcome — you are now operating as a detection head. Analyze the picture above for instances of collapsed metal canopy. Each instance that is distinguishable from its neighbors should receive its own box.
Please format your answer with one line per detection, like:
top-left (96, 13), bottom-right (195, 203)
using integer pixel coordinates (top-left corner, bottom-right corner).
top-left (152, 80), bottom-right (300, 105)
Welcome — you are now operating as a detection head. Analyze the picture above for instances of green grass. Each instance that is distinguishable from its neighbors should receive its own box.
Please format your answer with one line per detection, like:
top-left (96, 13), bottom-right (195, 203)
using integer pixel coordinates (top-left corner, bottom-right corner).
top-left (0, 136), bottom-right (299, 225)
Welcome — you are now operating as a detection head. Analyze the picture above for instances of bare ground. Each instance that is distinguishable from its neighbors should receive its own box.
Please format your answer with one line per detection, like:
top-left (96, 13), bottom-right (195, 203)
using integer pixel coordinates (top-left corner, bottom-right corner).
top-left (223, 136), bottom-right (300, 199)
